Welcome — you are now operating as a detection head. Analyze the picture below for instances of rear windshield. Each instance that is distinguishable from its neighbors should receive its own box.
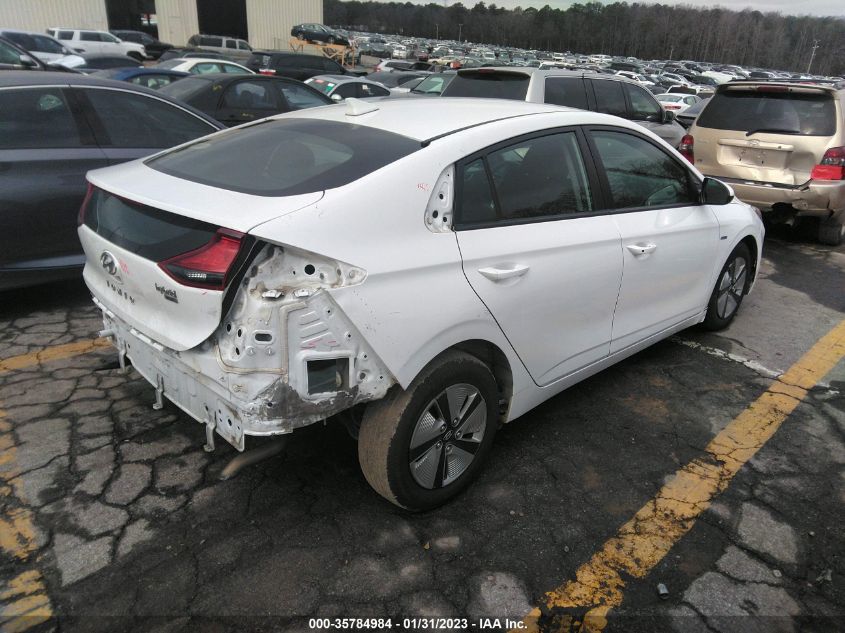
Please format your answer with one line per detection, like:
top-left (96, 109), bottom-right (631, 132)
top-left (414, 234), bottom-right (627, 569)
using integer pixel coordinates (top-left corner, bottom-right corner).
top-left (84, 188), bottom-right (216, 261)
top-left (444, 72), bottom-right (530, 100)
top-left (158, 76), bottom-right (212, 101)
top-left (696, 89), bottom-right (836, 136)
top-left (147, 118), bottom-right (420, 196)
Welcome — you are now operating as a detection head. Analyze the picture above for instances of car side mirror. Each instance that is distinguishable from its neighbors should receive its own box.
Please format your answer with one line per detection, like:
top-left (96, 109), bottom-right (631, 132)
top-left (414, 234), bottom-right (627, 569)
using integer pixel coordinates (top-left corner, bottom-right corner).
top-left (701, 177), bottom-right (733, 205)
top-left (663, 109), bottom-right (676, 123)
top-left (19, 54), bottom-right (38, 68)
top-left (331, 93), bottom-right (343, 101)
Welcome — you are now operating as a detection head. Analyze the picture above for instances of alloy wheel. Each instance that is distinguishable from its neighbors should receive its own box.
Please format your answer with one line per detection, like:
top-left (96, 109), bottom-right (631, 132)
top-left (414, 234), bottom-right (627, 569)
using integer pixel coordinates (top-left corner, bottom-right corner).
top-left (716, 256), bottom-right (747, 320)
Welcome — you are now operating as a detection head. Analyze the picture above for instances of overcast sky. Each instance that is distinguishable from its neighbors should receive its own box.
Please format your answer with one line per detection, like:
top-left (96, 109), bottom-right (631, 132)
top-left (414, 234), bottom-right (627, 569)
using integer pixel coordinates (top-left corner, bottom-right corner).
top-left (401, 0), bottom-right (845, 18)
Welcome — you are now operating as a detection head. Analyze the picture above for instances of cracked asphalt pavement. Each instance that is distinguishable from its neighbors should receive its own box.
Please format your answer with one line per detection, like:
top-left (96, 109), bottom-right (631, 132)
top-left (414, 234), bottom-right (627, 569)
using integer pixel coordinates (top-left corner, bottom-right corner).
top-left (0, 230), bottom-right (843, 633)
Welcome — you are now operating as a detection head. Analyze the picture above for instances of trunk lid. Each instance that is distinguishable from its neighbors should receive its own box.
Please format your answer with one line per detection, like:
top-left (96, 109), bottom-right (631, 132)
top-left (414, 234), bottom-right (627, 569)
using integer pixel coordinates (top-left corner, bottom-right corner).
top-left (80, 169), bottom-right (322, 351)
top-left (692, 84), bottom-right (838, 186)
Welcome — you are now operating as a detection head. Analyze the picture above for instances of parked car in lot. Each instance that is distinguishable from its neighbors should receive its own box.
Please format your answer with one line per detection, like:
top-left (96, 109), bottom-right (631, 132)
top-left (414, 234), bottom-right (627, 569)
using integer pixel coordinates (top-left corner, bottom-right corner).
top-left (47, 28), bottom-right (147, 60)
top-left (0, 36), bottom-right (49, 71)
top-left (159, 73), bottom-right (331, 125)
top-left (54, 53), bottom-right (141, 74)
top-left (675, 96), bottom-right (709, 128)
top-left (0, 72), bottom-right (222, 290)
top-left (365, 70), bottom-right (431, 89)
top-left (687, 79), bottom-right (845, 245)
top-left (77, 98), bottom-right (762, 509)
top-left (0, 29), bottom-right (79, 64)
top-left (291, 23), bottom-right (350, 47)
top-left (186, 34), bottom-right (252, 62)
top-left (245, 51), bottom-right (351, 81)
top-left (90, 67), bottom-right (188, 89)
top-left (155, 57), bottom-right (253, 75)
top-left (656, 93), bottom-right (700, 114)
top-left (442, 68), bottom-right (686, 147)
top-left (158, 48), bottom-right (234, 63)
top-left (110, 30), bottom-right (172, 60)
top-left (391, 71), bottom-right (456, 97)
top-left (305, 74), bottom-right (389, 100)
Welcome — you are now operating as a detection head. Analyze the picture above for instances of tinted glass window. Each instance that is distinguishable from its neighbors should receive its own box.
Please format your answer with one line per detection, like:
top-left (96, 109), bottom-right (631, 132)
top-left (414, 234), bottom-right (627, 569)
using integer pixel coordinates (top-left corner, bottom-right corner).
top-left (32, 35), bottom-right (65, 53)
top-left (361, 83), bottom-right (389, 97)
top-left (3, 32), bottom-right (34, 50)
top-left (695, 89), bottom-right (835, 136)
top-left (57, 30), bottom-right (74, 40)
top-left (225, 40), bottom-right (237, 49)
top-left (0, 40), bottom-right (21, 64)
top-left (157, 76), bottom-right (212, 103)
top-left (148, 118), bottom-right (419, 196)
top-left (459, 159), bottom-right (497, 224)
top-left (222, 63), bottom-right (250, 74)
top-left (238, 41), bottom-right (250, 51)
top-left (486, 132), bottom-right (592, 221)
top-left (0, 88), bottom-right (81, 149)
top-left (84, 89), bottom-right (215, 147)
top-left (101, 33), bottom-right (119, 43)
top-left (193, 62), bottom-right (221, 74)
top-left (590, 130), bottom-right (695, 209)
top-left (544, 77), bottom-right (587, 109)
top-left (591, 79), bottom-right (626, 117)
top-left (222, 81), bottom-right (278, 109)
top-left (202, 37), bottom-right (223, 47)
top-left (278, 83), bottom-right (330, 109)
top-left (624, 83), bottom-right (661, 121)
top-left (80, 32), bottom-right (99, 42)
top-left (333, 83), bottom-right (357, 99)
top-left (444, 72), bottom-right (529, 100)
top-left (130, 74), bottom-right (178, 89)
top-left (84, 188), bottom-right (216, 261)
top-left (321, 58), bottom-right (343, 73)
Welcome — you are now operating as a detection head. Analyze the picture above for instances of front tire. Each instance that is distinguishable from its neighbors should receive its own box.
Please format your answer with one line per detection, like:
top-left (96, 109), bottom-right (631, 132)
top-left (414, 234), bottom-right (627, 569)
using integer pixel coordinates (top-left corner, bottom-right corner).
top-left (358, 351), bottom-right (499, 511)
top-left (702, 242), bottom-right (751, 331)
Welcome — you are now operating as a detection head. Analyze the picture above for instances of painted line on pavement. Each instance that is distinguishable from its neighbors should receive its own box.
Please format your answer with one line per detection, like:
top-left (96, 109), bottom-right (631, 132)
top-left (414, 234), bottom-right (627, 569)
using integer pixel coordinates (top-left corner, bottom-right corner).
top-left (0, 410), bottom-right (53, 633)
top-left (0, 338), bottom-right (108, 374)
top-left (517, 319), bottom-right (845, 633)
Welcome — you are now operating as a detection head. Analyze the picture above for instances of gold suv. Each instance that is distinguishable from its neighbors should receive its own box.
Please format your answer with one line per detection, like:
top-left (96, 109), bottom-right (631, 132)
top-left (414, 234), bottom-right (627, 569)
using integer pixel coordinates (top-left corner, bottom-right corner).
top-left (685, 80), bottom-right (845, 245)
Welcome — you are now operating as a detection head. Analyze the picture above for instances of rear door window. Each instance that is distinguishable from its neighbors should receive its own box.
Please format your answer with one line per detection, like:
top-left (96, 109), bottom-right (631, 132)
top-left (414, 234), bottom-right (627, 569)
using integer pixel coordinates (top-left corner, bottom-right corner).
top-left (57, 30), bottom-right (74, 40)
top-left (444, 72), bottom-right (530, 100)
top-left (278, 83), bottom-right (330, 109)
top-left (0, 88), bottom-right (83, 149)
top-left (589, 130), bottom-right (695, 209)
top-left (80, 32), bottom-right (99, 41)
top-left (222, 63), bottom-right (250, 74)
top-left (222, 80), bottom-right (280, 110)
top-left (590, 79), bottom-right (627, 117)
top-left (695, 89), bottom-right (836, 136)
top-left (202, 37), bottom-right (223, 47)
top-left (193, 62), bottom-right (222, 74)
top-left (544, 77), bottom-right (587, 109)
top-left (81, 88), bottom-right (216, 147)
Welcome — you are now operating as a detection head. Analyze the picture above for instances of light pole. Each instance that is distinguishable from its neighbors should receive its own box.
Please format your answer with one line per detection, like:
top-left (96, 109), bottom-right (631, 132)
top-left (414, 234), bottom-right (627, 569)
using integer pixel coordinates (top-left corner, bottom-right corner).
top-left (807, 39), bottom-right (819, 74)
top-left (458, 23), bottom-right (463, 43)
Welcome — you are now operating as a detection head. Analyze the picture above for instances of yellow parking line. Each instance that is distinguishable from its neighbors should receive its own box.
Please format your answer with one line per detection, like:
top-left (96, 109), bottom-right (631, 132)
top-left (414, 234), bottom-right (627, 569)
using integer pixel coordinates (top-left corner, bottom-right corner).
top-left (518, 320), bottom-right (845, 633)
top-left (0, 409), bottom-right (54, 632)
top-left (0, 338), bottom-right (109, 374)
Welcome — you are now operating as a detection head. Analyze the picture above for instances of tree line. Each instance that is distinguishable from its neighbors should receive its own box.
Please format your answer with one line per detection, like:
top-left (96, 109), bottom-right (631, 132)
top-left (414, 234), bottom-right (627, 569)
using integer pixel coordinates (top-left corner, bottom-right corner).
top-left (324, 1), bottom-right (845, 76)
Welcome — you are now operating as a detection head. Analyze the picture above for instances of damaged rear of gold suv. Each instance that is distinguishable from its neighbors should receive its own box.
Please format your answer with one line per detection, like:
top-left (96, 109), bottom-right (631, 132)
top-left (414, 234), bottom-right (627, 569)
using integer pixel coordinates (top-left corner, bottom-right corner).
top-left (686, 79), bottom-right (845, 245)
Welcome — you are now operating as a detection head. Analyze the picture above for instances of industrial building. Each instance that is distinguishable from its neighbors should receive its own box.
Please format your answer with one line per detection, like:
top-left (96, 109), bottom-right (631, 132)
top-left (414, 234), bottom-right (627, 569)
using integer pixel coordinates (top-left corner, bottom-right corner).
top-left (0, 0), bottom-right (322, 50)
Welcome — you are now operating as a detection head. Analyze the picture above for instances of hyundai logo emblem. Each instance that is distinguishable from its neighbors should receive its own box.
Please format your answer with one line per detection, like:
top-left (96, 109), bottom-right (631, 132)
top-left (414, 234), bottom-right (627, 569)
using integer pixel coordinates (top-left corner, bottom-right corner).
top-left (100, 251), bottom-right (122, 283)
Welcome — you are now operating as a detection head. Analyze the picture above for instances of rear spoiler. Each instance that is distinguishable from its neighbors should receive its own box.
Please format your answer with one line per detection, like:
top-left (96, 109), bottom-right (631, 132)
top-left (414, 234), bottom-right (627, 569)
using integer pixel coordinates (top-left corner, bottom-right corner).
top-left (725, 77), bottom-right (844, 90)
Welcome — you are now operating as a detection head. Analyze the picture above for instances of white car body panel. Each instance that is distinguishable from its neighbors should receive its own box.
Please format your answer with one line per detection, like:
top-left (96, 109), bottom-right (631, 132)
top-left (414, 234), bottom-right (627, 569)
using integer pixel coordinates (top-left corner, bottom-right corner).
top-left (79, 99), bottom-right (765, 452)
top-left (49, 28), bottom-right (146, 58)
top-left (167, 58), bottom-right (254, 74)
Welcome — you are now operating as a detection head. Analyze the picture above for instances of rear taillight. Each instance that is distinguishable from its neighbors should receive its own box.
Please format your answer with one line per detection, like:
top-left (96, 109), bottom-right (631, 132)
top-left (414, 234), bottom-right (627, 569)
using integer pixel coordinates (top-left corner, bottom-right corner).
top-left (77, 182), bottom-right (94, 225)
top-left (258, 68), bottom-right (276, 75)
top-left (810, 146), bottom-right (845, 180)
top-left (664, 104), bottom-right (682, 110)
top-left (159, 229), bottom-right (244, 290)
top-left (679, 134), bottom-right (694, 163)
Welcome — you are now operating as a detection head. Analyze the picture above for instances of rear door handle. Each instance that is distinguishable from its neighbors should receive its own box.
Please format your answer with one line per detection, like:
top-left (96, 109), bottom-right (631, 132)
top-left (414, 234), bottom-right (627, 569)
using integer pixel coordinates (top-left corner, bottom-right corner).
top-left (478, 264), bottom-right (530, 281)
top-left (626, 243), bottom-right (658, 256)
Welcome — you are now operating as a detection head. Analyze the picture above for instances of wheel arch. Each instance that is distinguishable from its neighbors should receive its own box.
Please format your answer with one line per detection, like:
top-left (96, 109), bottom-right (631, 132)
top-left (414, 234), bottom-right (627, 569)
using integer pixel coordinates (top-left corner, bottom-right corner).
top-left (739, 234), bottom-right (759, 294)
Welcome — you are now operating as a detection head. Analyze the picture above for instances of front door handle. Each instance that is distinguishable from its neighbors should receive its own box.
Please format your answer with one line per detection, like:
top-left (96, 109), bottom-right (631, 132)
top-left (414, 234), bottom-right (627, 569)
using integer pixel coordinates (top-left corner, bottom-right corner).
top-left (626, 243), bottom-right (658, 256)
top-left (478, 263), bottom-right (530, 281)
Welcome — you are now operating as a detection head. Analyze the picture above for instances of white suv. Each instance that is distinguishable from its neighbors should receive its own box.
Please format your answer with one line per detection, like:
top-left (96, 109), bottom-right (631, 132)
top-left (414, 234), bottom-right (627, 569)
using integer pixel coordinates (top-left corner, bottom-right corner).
top-left (47, 28), bottom-right (147, 60)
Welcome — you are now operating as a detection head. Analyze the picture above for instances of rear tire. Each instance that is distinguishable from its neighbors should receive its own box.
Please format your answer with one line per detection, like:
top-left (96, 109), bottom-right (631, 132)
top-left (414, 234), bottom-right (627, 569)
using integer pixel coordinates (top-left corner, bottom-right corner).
top-left (702, 243), bottom-right (751, 331)
top-left (358, 351), bottom-right (499, 511)
top-left (818, 217), bottom-right (844, 246)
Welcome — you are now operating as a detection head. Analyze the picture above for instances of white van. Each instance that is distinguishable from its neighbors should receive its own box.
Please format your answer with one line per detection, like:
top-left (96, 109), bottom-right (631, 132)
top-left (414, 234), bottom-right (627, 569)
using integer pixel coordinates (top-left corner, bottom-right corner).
top-left (46, 28), bottom-right (147, 60)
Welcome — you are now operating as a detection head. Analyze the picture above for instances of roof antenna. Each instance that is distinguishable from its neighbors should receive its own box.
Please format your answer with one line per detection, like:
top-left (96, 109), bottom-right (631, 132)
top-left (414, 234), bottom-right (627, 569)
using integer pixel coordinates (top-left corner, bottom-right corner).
top-left (344, 98), bottom-right (379, 117)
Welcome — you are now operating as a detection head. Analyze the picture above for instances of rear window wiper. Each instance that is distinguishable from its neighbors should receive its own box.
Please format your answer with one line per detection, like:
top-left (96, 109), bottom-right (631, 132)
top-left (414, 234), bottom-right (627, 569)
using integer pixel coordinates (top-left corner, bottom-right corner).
top-left (745, 127), bottom-right (799, 136)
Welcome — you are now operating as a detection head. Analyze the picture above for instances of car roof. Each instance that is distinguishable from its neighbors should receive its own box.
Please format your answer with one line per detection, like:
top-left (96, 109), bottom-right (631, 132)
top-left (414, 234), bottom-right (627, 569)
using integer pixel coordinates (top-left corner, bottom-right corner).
top-left (454, 66), bottom-right (645, 86)
top-left (312, 74), bottom-right (378, 85)
top-left (177, 57), bottom-right (243, 64)
top-left (278, 97), bottom-right (629, 142)
top-left (0, 70), bottom-right (223, 124)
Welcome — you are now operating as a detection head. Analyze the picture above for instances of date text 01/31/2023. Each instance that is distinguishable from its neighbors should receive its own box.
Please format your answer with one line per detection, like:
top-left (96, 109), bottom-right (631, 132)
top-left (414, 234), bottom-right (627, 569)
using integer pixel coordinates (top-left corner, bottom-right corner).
top-left (308, 618), bottom-right (528, 630)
